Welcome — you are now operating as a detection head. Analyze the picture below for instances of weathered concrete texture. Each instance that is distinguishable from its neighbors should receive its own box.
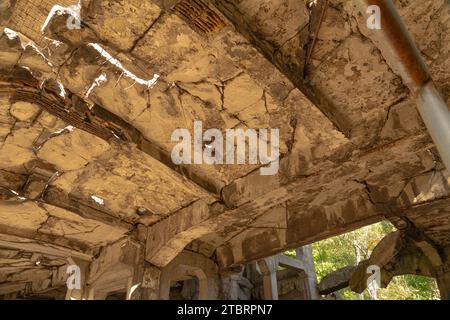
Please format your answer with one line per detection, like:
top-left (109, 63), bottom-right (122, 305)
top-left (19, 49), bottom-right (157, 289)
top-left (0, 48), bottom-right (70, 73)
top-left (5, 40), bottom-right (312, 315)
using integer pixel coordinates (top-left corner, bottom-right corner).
top-left (84, 0), bottom-right (162, 52)
top-left (0, 99), bottom-right (209, 225)
top-left (348, 231), bottom-right (438, 294)
top-left (159, 250), bottom-right (220, 300)
top-left (214, 134), bottom-right (440, 268)
top-left (318, 265), bottom-right (356, 295)
top-left (319, 231), bottom-right (450, 299)
top-left (214, 0), bottom-right (450, 149)
top-left (132, 14), bottom-right (207, 76)
top-left (0, 200), bottom-right (127, 248)
top-left (308, 34), bottom-right (407, 144)
top-left (346, 0), bottom-right (450, 99)
top-left (246, 247), bottom-right (319, 300)
top-left (253, 269), bottom-right (316, 300)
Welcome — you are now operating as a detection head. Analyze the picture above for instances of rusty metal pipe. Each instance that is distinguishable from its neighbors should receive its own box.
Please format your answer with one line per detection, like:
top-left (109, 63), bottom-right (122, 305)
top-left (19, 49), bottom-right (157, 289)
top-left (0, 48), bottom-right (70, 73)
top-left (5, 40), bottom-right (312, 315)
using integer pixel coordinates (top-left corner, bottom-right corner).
top-left (358, 0), bottom-right (431, 90)
top-left (357, 0), bottom-right (450, 171)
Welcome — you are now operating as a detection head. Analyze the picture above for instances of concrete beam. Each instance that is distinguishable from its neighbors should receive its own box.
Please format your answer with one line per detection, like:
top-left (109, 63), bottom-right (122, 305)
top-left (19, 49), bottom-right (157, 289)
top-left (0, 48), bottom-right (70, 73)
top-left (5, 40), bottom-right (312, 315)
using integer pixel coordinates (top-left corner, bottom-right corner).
top-left (278, 254), bottom-right (306, 272)
top-left (0, 233), bottom-right (93, 261)
top-left (257, 257), bottom-right (279, 300)
top-left (318, 265), bottom-right (356, 295)
top-left (1, 80), bottom-right (219, 196)
top-left (145, 200), bottom-right (216, 267)
top-left (0, 169), bottom-right (132, 230)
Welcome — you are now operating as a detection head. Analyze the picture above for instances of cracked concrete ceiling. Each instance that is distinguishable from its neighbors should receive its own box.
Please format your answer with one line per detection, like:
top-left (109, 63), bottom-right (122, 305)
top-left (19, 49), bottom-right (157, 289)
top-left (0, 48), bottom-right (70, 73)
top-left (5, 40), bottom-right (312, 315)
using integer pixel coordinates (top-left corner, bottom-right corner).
top-left (0, 0), bottom-right (449, 297)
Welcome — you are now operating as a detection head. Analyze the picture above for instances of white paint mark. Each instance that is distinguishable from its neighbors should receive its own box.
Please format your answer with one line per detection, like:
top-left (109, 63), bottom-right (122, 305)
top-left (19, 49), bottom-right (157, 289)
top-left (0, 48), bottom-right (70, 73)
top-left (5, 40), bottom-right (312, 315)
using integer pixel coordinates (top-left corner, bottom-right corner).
top-left (44, 37), bottom-right (64, 48)
top-left (3, 28), bottom-right (54, 67)
top-left (91, 195), bottom-right (105, 205)
top-left (53, 125), bottom-right (75, 135)
top-left (41, 3), bottom-right (82, 32)
top-left (9, 190), bottom-right (26, 200)
top-left (307, 0), bottom-right (318, 8)
top-left (4, 27), bottom-right (18, 40)
top-left (87, 43), bottom-right (160, 88)
top-left (58, 82), bottom-right (67, 98)
top-left (85, 73), bottom-right (107, 98)
top-left (128, 283), bottom-right (141, 300)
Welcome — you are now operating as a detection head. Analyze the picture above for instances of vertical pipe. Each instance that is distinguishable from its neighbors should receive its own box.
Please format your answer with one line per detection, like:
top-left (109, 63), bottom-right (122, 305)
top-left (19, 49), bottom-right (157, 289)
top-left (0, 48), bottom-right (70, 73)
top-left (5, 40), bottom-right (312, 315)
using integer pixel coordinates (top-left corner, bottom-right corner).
top-left (358, 0), bottom-right (431, 89)
top-left (262, 272), bottom-right (279, 300)
top-left (358, 0), bottom-right (450, 170)
top-left (417, 82), bottom-right (450, 171)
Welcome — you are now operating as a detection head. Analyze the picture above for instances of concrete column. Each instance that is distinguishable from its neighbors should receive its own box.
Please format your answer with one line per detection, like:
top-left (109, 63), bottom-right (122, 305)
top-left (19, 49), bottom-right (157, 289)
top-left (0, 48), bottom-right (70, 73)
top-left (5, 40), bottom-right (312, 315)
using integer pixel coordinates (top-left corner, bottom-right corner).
top-left (181, 278), bottom-right (199, 300)
top-left (197, 277), bottom-right (209, 300)
top-left (258, 257), bottom-right (279, 300)
top-left (417, 82), bottom-right (450, 171)
top-left (161, 265), bottom-right (210, 300)
top-left (125, 277), bottom-right (134, 300)
top-left (262, 272), bottom-right (278, 300)
top-left (221, 273), bottom-right (253, 300)
top-left (296, 245), bottom-right (320, 300)
top-left (229, 279), bottom-right (240, 300)
top-left (141, 264), bottom-right (163, 300)
top-left (436, 267), bottom-right (450, 300)
top-left (86, 287), bottom-right (95, 300)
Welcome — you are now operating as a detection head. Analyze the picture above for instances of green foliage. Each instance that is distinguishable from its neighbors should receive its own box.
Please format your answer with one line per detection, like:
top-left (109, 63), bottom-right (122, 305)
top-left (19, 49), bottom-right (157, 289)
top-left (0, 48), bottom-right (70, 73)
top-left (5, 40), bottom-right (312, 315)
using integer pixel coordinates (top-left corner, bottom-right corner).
top-left (377, 275), bottom-right (439, 300)
top-left (289, 221), bottom-right (440, 300)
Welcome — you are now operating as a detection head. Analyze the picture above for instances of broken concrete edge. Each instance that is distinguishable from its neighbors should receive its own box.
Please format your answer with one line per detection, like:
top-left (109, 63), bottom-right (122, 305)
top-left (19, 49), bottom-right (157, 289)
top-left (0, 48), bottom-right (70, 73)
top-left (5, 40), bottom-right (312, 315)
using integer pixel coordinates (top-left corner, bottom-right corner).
top-left (348, 227), bottom-right (449, 296)
top-left (318, 265), bottom-right (357, 295)
top-left (0, 78), bottom-right (221, 198)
